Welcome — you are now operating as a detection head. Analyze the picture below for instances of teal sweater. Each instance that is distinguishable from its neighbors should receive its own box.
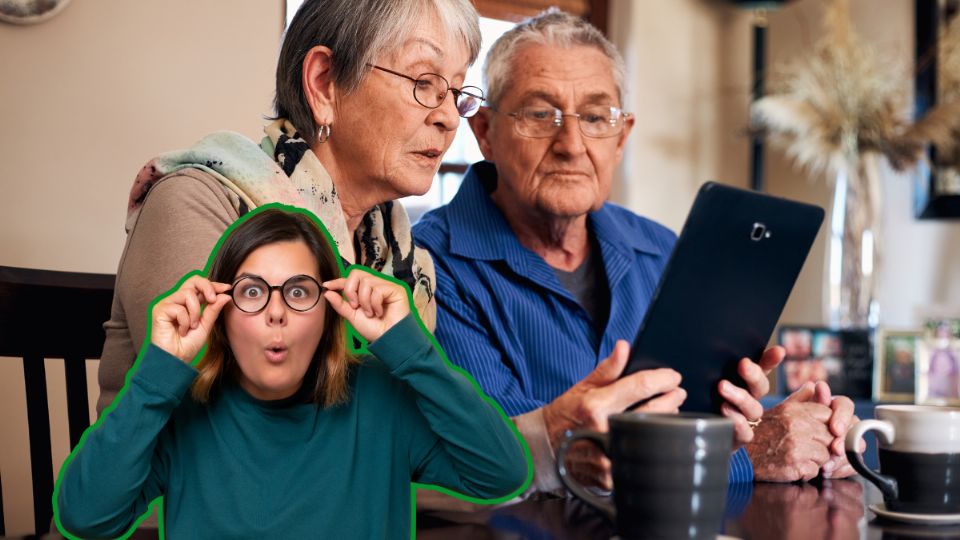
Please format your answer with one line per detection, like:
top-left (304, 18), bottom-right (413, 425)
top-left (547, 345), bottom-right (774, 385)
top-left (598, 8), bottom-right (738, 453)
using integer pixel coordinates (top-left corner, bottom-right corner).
top-left (55, 315), bottom-right (528, 539)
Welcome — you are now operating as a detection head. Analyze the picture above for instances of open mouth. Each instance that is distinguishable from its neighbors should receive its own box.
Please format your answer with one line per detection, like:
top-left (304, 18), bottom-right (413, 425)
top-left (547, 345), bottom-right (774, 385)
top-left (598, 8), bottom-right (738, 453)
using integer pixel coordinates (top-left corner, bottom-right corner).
top-left (265, 344), bottom-right (288, 363)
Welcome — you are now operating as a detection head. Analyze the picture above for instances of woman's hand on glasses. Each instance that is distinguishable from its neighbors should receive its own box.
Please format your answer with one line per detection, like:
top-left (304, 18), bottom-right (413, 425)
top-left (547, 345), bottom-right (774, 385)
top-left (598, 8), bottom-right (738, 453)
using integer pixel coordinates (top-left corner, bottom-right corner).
top-left (151, 275), bottom-right (232, 364)
top-left (322, 270), bottom-right (411, 343)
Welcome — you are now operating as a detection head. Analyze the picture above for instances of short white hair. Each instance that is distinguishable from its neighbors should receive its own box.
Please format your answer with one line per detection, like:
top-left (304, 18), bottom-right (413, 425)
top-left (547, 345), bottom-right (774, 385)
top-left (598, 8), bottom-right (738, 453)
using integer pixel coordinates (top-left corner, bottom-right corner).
top-left (483, 8), bottom-right (626, 108)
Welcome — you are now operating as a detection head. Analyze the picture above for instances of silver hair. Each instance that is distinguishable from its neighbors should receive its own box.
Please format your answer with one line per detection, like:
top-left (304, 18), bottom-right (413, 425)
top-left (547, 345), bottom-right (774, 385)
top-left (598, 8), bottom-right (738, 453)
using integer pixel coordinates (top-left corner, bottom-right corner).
top-left (483, 8), bottom-right (626, 108)
top-left (274, 0), bottom-right (481, 146)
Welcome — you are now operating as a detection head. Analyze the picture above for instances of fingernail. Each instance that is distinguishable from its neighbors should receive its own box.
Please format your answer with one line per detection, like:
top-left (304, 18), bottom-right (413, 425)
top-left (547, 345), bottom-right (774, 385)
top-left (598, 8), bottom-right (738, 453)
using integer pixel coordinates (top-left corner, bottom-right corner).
top-left (720, 381), bottom-right (730, 392)
top-left (823, 459), bottom-right (836, 473)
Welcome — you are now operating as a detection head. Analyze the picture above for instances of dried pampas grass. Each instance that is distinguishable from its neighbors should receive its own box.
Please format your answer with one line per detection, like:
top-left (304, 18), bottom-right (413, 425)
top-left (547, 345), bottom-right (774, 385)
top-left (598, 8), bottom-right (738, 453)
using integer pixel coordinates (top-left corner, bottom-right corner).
top-left (751, 0), bottom-right (914, 175)
top-left (752, 0), bottom-right (960, 176)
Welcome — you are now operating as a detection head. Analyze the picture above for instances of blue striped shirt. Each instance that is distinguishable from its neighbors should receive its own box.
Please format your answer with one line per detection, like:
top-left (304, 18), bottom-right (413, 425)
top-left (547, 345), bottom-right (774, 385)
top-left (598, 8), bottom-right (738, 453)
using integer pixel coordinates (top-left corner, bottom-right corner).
top-left (414, 161), bottom-right (753, 483)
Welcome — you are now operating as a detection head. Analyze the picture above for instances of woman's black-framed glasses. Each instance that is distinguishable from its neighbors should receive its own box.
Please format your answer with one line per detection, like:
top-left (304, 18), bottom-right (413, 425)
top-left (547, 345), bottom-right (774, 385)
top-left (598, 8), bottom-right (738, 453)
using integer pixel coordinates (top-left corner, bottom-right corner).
top-left (229, 274), bottom-right (324, 314)
top-left (368, 64), bottom-right (484, 118)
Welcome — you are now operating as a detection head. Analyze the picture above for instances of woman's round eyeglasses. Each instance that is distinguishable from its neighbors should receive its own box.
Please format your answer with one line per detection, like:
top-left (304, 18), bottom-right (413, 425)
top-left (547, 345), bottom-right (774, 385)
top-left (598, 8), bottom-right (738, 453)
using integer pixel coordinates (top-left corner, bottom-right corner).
top-left (228, 274), bottom-right (324, 314)
top-left (368, 64), bottom-right (484, 118)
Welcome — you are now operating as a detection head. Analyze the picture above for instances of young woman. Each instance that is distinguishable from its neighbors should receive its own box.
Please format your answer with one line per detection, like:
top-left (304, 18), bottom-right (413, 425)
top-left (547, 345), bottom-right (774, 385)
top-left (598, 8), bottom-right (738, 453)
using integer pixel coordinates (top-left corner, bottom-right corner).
top-left (56, 207), bottom-right (527, 539)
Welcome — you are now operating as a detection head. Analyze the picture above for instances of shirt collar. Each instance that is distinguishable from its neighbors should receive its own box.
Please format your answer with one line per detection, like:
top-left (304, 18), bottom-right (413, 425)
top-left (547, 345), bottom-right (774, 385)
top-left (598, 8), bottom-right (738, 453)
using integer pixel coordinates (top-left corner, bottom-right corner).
top-left (447, 161), bottom-right (663, 260)
top-left (447, 161), bottom-right (524, 261)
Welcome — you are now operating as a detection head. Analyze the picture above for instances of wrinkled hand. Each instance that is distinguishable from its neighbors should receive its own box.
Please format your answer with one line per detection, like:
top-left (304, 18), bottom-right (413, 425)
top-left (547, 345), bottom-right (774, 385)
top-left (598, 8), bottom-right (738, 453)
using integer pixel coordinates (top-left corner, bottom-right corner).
top-left (810, 381), bottom-right (861, 479)
top-left (739, 480), bottom-right (863, 540)
top-left (746, 382), bottom-right (836, 482)
top-left (544, 340), bottom-right (685, 490)
top-left (323, 269), bottom-right (411, 343)
top-left (151, 275), bottom-right (232, 363)
top-left (717, 346), bottom-right (785, 448)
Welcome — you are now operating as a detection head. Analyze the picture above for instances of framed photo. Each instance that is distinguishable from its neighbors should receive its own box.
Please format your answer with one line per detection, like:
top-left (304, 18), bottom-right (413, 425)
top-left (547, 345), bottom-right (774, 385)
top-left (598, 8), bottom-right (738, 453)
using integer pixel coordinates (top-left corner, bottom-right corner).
top-left (916, 319), bottom-right (960, 405)
top-left (873, 329), bottom-right (921, 402)
top-left (777, 326), bottom-right (873, 399)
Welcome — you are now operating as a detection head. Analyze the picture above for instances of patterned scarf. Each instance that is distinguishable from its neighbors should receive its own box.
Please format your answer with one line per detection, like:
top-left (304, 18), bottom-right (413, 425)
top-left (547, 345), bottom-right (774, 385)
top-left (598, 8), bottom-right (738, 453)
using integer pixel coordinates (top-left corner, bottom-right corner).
top-left (127, 119), bottom-right (436, 329)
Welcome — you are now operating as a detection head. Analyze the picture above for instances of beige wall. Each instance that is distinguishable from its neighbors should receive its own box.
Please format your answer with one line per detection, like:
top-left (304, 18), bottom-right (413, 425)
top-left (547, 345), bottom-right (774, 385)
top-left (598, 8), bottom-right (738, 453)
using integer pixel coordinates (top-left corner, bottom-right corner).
top-left (0, 1), bottom-right (282, 534)
top-left (609, 0), bottom-right (753, 232)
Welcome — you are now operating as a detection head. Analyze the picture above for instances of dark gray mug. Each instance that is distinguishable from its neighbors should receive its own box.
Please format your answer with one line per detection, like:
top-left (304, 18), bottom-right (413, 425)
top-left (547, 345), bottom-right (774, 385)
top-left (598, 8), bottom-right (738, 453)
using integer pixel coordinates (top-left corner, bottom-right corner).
top-left (557, 412), bottom-right (735, 540)
top-left (846, 405), bottom-right (960, 514)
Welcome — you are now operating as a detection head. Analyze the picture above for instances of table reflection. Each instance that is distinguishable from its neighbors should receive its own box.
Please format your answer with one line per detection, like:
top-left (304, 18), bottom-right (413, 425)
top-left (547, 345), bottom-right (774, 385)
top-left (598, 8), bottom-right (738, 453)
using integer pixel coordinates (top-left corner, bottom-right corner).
top-left (417, 478), bottom-right (960, 539)
top-left (725, 480), bottom-right (863, 540)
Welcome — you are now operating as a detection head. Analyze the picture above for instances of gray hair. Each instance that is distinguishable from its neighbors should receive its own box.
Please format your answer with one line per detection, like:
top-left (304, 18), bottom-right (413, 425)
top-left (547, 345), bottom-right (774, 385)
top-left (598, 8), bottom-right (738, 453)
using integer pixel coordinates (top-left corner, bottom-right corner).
top-left (483, 8), bottom-right (626, 108)
top-left (274, 0), bottom-right (481, 146)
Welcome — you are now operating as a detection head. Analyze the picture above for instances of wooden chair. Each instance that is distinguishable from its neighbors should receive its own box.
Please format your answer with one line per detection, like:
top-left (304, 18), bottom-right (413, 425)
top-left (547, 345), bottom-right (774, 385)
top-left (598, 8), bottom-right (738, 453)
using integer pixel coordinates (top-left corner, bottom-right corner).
top-left (0, 266), bottom-right (114, 535)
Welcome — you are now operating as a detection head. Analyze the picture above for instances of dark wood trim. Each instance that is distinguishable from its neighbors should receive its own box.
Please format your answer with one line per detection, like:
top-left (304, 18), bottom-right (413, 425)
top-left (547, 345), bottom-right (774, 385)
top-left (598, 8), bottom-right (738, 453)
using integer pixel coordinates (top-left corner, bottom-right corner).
top-left (23, 354), bottom-right (53, 534)
top-left (587, 0), bottom-right (608, 36)
top-left (0, 266), bottom-right (114, 358)
top-left (0, 266), bottom-right (115, 534)
top-left (914, 0), bottom-right (960, 219)
top-left (473, 0), bottom-right (610, 36)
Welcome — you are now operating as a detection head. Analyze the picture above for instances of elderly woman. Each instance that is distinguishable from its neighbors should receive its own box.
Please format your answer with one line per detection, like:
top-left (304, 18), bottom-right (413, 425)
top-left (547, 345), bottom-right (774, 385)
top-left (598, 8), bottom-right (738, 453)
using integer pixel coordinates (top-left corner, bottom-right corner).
top-left (97, 0), bottom-right (483, 413)
top-left (57, 207), bottom-right (527, 538)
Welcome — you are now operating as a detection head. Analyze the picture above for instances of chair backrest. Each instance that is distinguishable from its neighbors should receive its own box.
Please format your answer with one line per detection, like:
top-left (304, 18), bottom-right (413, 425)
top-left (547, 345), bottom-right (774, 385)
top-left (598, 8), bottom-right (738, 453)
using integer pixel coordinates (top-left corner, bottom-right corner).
top-left (0, 266), bottom-right (115, 535)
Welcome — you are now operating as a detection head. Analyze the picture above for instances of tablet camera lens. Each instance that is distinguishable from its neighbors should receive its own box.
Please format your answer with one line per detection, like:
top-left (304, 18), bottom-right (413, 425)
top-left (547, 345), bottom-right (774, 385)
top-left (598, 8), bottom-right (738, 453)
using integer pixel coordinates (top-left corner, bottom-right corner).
top-left (751, 223), bottom-right (766, 241)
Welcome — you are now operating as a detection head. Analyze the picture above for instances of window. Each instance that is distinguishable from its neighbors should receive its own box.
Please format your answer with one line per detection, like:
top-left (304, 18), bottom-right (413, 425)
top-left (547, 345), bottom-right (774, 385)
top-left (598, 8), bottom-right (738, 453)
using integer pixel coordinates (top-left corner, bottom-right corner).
top-left (400, 16), bottom-right (515, 221)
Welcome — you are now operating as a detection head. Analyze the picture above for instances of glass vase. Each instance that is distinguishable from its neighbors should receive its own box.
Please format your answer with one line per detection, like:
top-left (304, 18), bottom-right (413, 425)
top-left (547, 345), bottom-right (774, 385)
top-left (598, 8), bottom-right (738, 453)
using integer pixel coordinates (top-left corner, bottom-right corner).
top-left (825, 152), bottom-right (882, 328)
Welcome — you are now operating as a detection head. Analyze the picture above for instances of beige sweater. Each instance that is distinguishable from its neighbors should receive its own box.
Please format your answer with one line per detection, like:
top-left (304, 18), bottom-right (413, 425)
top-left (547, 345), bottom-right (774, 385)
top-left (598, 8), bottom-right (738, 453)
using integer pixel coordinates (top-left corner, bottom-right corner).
top-left (98, 169), bottom-right (241, 413)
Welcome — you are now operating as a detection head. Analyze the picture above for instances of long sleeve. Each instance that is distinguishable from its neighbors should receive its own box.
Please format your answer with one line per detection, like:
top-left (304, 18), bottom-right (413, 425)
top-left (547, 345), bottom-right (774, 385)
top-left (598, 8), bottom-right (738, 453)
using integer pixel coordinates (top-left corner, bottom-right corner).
top-left (729, 447), bottom-right (754, 483)
top-left (57, 345), bottom-right (198, 538)
top-left (98, 171), bottom-right (239, 414)
top-left (432, 284), bottom-right (547, 416)
top-left (367, 315), bottom-right (530, 501)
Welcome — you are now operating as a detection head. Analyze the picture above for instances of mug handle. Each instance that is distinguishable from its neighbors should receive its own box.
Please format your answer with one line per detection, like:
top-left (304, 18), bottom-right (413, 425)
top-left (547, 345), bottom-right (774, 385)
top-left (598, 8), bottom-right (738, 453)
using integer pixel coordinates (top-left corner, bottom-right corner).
top-left (844, 419), bottom-right (898, 501)
top-left (556, 430), bottom-right (616, 523)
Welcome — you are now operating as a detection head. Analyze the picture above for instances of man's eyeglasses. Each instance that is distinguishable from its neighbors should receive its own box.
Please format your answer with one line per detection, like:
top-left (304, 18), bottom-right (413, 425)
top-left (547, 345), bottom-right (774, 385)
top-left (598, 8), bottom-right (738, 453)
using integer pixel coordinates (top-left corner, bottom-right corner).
top-left (368, 64), bottom-right (484, 118)
top-left (228, 274), bottom-right (324, 314)
top-left (492, 106), bottom-right (631, 139)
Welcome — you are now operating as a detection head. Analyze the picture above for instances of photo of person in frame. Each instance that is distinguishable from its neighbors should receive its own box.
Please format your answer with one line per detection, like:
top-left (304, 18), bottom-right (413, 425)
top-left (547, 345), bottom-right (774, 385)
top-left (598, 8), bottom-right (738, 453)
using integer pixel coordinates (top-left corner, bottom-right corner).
top-left (925, 320), bottom-right (960, 400)
top-left (887, 335), bottom-right (917, 395)
top-left (873, 330), bottom-right (919, 402)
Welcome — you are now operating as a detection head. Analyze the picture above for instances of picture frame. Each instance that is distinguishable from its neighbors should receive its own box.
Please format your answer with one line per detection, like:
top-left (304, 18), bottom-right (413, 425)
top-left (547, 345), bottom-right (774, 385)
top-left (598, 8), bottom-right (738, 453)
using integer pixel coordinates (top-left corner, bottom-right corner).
top-left (873, 329), bottom-right (922, 402)
top-left (916, 318), bottom-right (960, 405)
top-left (777, 326), bottom-right (873, 399)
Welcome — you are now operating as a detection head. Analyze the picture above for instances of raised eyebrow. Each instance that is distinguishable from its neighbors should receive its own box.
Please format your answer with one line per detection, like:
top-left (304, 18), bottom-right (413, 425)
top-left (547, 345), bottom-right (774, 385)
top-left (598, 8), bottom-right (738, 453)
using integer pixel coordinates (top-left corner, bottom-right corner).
top-left (581, 91), bottom-right (618, 106)
top-left (409, 37), bottom-right (444, 59)
top-left (285, 274), bottom-right (319, 283)
top-left (407, 59), bottom-right (468, 86)
top-left (401, 38), bottom-right (445, 72)
top-left (519, 91), bottom-right (561, 107)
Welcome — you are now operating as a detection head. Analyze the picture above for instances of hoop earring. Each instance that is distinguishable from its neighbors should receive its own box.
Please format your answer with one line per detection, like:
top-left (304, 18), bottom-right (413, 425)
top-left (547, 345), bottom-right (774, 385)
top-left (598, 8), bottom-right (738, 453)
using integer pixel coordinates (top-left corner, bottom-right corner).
top-left (317, 124), bottom-right (331, 144)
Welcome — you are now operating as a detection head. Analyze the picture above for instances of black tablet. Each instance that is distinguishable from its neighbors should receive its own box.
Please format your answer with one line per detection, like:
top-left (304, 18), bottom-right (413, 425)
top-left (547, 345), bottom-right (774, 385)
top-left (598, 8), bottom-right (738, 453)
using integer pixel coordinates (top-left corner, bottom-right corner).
top-left (621, 181), bottom-right (825, 413)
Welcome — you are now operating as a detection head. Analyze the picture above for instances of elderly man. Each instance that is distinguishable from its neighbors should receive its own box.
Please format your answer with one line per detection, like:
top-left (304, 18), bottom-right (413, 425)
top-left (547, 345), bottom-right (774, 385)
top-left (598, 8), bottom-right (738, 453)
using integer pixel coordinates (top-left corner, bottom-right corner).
top-left (414, 9), bottom-right (859, 491)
